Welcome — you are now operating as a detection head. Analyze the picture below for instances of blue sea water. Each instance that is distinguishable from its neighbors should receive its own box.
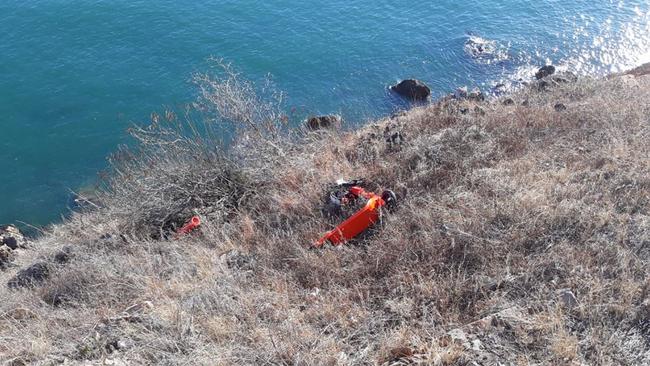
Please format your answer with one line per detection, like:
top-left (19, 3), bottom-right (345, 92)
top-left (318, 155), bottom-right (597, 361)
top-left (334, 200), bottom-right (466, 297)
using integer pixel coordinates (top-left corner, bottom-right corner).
top-left (1, 0), bottom-right (649, 228)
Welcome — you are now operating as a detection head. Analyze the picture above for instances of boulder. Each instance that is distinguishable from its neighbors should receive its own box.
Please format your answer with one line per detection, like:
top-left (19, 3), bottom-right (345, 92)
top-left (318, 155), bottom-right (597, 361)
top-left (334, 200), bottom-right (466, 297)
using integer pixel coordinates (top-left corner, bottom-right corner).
top-left (0, 225), bottom-right (27, 250)
top-left (502, 98), bottom-right (515, 106)
top-left (3, 236), bottom-right (18, 250)
top-left (535, 65), bottom-right (556, 80)
top-left (7, 262), bottom-right (50, 289)
top-left (391, 79), bottom-right (431, 100)
top-left (554, 103), bottom-right (567, 112)
top-left (306, 115), bottom-right (341, 130)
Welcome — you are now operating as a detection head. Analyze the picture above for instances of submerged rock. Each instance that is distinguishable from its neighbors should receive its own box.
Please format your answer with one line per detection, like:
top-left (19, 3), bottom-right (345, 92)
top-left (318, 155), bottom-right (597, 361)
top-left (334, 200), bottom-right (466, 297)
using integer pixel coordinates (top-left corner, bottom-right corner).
top-left (465, 36), bottom-right (495, 57)
top-left (535, 65), bottom-right (556, 80)
top-left (464, 35), bottom-right (510, 65)
top-left (391, 79), bottom-right (431, 100)
top-left (306, 115), bottom-right (341, 130)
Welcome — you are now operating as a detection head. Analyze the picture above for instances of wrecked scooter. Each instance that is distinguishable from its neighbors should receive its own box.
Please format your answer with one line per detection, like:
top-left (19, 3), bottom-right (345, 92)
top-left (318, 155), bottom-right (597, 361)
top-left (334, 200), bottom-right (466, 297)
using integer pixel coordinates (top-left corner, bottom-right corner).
top-left (314, 179), bottom-right (396, 248)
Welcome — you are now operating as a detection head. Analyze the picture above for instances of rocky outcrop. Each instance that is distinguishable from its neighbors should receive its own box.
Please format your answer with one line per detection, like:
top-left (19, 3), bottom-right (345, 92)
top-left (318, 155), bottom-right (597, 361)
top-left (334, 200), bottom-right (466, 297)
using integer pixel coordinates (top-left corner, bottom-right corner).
top-left (0, 225), bottom-right (27, 270)
top-left (537, 71), bottom-right (578, 91)
top-left (1, 225), bottom-right (27, 249)
top-left (625, 62), bottom-right (650, 77)
top-left (535, 65), bottom-right (556, 80)
top-left (391, 79), bottom-right (431, 100)
top-left (306, 115), bottom-right (341, 130)
top-left (7, 262), bottom-right (50, 289)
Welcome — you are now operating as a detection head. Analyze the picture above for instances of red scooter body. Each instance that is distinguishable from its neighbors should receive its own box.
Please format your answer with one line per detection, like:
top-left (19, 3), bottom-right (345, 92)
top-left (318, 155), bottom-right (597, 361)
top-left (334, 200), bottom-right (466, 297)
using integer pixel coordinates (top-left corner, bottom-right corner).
top-left (314, 186), bottom-right (392, 248)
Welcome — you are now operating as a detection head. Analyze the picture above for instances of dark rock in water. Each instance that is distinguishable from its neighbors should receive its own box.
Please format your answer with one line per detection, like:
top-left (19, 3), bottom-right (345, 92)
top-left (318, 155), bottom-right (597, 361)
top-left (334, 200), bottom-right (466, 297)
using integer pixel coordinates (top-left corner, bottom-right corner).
top-left (464, 35), bottom-right (506, 61)
top-left (535, 65), bottom-right (556, 80)
top-left (306, 115), bottom-right (341, 130)
top-left (53, 246), bottom-right (74, 264)
top-left (391, 79), bottom-right (431, 100)
top-left (554, 103), bottom-right (567, 112)
top-left (8, 262), bottom-right (50, 289)
top-left (502, 98), bottom-right (515, 106)
top-left (3, 236), bottom-right (18, 250)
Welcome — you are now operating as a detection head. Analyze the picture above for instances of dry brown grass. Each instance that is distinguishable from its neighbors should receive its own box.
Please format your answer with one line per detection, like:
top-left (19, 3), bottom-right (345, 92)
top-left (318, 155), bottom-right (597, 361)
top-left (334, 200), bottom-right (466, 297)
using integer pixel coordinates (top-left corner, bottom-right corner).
top-left (1, 65), bottom-right (649, 365)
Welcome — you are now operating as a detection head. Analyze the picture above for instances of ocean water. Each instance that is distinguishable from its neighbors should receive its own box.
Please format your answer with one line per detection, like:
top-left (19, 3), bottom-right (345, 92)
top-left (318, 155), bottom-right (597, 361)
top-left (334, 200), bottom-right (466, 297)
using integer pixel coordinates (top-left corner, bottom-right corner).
top-left (1, 0), bottom-right (649, 228)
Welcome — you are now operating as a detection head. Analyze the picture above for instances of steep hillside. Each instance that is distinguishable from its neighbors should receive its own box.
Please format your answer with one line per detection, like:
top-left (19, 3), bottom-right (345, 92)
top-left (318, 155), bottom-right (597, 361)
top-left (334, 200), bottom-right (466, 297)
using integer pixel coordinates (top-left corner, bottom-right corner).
top-left (1, 65), bottom-right (649, 365)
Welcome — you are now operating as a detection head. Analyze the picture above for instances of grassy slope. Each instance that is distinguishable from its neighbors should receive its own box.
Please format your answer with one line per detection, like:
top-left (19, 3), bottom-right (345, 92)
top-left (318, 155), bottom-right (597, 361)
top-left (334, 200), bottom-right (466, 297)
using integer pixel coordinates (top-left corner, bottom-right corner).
top-left (1, 67), bottom-right (649, 365)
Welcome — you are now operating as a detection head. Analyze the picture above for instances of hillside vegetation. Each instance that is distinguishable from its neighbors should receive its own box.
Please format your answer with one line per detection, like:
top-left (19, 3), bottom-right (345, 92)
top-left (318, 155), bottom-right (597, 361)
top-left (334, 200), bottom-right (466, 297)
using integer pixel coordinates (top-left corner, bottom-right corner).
top-left (1, 64), bottom-right (649, 365)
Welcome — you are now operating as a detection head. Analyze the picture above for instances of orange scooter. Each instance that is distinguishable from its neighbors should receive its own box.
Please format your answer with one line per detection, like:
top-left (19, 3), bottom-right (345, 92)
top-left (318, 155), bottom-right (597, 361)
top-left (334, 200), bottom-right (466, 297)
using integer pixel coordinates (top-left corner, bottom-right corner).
top-left (314, 180), bottom-right (396, 248)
